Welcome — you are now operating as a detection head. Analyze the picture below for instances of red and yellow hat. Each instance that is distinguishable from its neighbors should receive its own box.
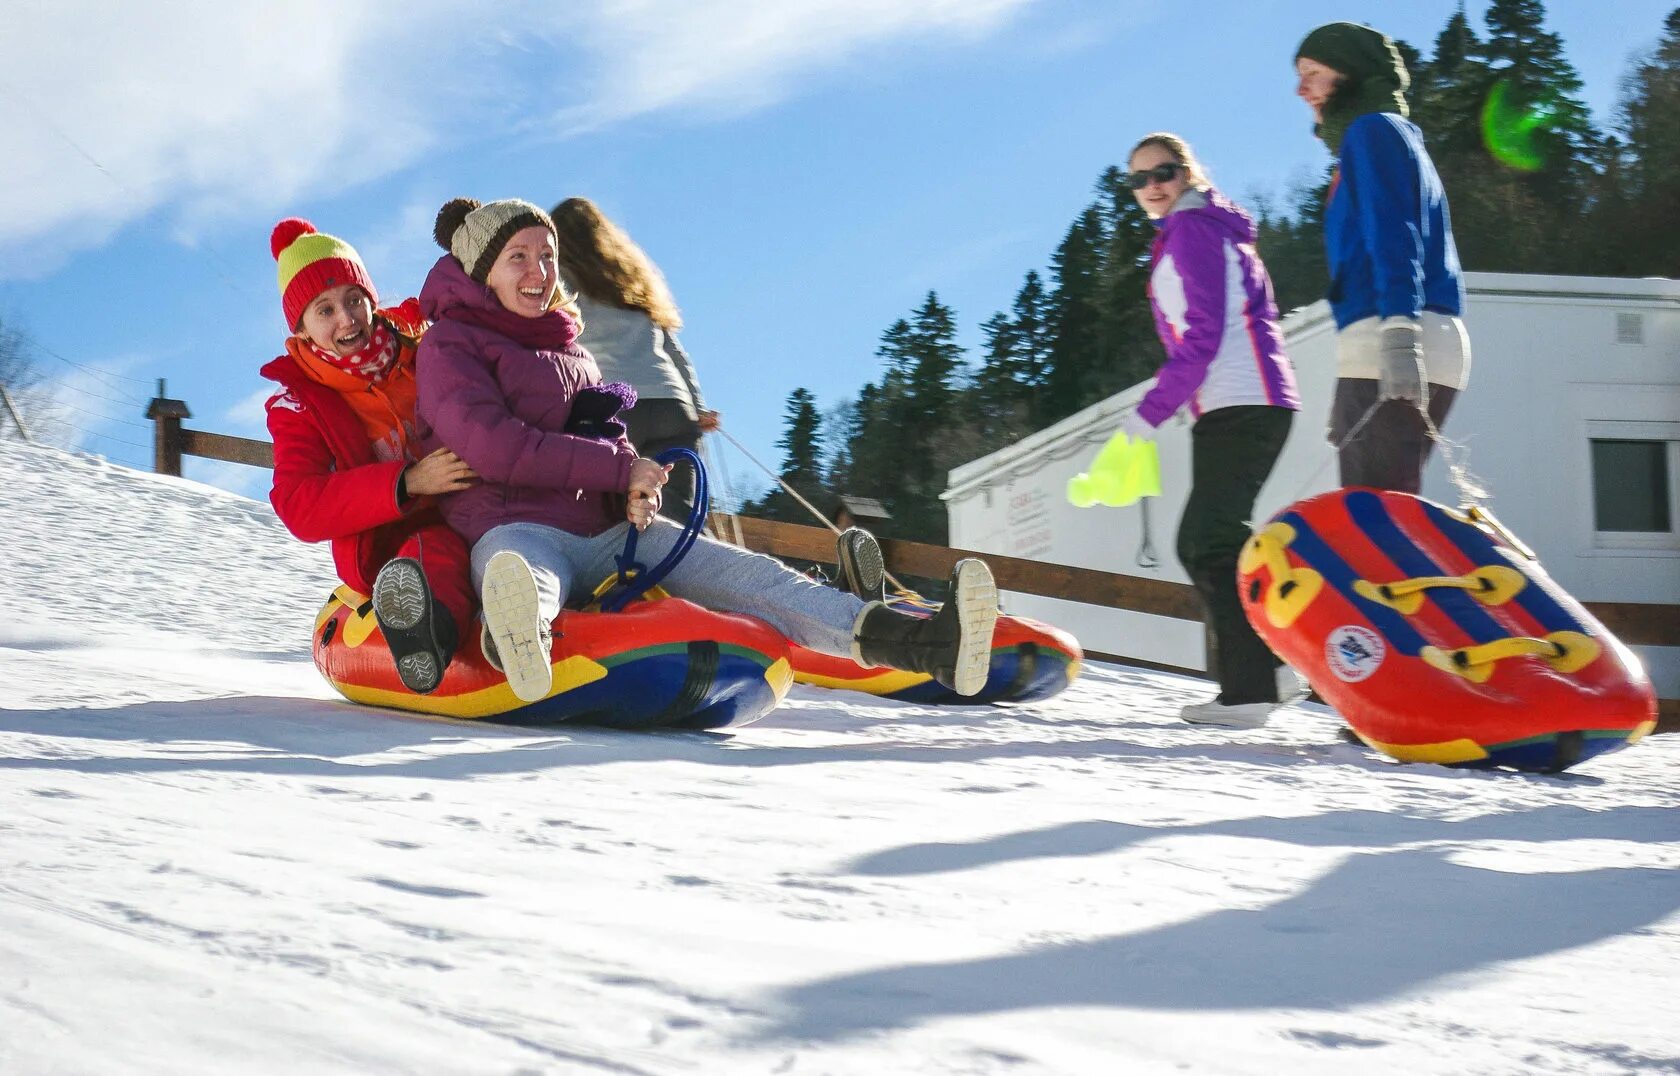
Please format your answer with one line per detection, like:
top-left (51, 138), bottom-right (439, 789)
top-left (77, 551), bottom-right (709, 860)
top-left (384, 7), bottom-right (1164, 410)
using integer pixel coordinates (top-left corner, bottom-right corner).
top-left (271, 218), bottom-right (378, 330)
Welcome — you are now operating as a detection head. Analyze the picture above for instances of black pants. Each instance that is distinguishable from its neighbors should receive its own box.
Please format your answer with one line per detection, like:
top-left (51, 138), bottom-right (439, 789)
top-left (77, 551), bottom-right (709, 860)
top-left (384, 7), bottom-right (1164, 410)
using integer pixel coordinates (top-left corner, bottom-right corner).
top-left (1329, 378), bottom-right (1459, 494)
top-left (1177, 406), bottom-right (1294, 704)
top-left (624, 397), bottom-right (704, 522)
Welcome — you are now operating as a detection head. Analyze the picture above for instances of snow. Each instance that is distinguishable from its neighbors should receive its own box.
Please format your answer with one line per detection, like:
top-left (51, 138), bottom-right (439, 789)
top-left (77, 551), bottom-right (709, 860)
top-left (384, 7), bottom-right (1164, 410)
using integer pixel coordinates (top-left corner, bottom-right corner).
top-left (2, 437), bottom-right (1678, 1075)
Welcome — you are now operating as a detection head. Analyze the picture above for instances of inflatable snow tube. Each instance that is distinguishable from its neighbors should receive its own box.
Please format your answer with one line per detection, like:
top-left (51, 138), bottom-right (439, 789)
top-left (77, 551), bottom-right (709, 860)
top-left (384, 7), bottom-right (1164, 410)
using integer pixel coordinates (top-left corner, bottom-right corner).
top-left (312, 586), bottom-right (793, 730)
top-left (1239, 488), bottom-right (1657, 772)
top-left (789, 592), bottom-right (1082, 704)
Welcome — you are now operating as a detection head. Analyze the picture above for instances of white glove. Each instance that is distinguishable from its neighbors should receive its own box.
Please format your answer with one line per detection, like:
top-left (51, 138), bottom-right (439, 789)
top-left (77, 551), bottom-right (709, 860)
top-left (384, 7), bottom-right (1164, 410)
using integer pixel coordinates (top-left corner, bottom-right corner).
top-left (1377, 315), bottom-right (1428, 409)
top-left (1120, 409), bottom-right (1156, 442)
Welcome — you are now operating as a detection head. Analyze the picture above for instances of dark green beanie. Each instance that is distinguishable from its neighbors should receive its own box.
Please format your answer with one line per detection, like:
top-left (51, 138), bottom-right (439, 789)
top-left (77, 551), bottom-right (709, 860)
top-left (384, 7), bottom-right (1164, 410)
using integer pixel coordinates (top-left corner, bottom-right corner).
top-left (1296, 21), bottom-right (1409, 153)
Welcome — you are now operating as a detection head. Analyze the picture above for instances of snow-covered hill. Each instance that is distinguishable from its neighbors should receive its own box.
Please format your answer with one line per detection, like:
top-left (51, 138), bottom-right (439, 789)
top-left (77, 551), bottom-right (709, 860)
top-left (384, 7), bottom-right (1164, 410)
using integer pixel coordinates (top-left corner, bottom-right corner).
top-left (2, 438), bottom-right (1678, 1076)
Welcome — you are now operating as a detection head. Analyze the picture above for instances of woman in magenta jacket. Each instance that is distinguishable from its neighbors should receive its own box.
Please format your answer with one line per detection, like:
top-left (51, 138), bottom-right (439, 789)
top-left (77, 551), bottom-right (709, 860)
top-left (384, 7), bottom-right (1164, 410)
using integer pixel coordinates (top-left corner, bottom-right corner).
top-left (414, 197), bottom-right (999, 705)
top-left (1121, 133), bottom-right (1300, 730)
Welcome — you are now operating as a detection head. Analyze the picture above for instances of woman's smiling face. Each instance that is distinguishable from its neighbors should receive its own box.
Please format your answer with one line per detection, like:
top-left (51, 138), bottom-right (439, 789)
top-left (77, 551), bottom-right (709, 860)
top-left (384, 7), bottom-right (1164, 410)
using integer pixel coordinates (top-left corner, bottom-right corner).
top-left (1128, 143), bottom-right (1190, 220)
top-left (298, 284), bottom-right (374, 355)
top-left (486, 226), bottom-right (559, 318)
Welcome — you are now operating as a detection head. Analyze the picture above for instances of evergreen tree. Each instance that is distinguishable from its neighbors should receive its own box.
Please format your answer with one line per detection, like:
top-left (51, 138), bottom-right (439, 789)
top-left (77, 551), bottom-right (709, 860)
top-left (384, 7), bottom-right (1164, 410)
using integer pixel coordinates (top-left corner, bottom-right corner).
top-left (1476, 0), bottom-right (1600, 267)
top-left (1413, 4), bottom-right (1493, 161)
top-left (744, 387), bottom-right (829, 523)
top-left (1092, 166), bottom-right (1166, 396)
top-left (970, 310), bottom-right (1030, 446)
top-left (1254, 170), bottom-right (1332, 315)
top-left (1041, 207), bottom-right (1108, 423)
top-left (1011, 270), bottom-right (1055, 417)
top-left (906, 292), bottom-right (962, 434)
top-left (775, 388), bottom-right (824, 490)
top-left (1614, 7), bottom-right (1680, 275)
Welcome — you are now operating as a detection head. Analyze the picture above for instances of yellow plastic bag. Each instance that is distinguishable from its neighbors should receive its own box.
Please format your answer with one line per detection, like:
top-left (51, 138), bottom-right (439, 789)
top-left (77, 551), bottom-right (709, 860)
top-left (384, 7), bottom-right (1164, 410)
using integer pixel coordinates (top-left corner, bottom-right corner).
top-left (1067, 430), bottom-right (1161, 508)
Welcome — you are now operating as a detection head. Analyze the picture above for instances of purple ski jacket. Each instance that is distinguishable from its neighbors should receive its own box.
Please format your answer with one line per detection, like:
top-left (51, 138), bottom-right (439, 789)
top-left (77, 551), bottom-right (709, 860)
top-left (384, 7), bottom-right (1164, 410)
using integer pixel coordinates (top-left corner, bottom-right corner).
top-left (1136, 188), bottom-right (1300, 429)
top-left (414, 254), bottom-right (636, 545)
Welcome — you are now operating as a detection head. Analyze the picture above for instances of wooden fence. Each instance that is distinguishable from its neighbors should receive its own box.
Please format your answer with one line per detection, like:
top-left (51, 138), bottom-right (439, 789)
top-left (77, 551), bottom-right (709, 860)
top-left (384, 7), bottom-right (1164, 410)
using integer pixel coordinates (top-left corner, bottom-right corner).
top-left (144, 387), bottom-right (1680, 727)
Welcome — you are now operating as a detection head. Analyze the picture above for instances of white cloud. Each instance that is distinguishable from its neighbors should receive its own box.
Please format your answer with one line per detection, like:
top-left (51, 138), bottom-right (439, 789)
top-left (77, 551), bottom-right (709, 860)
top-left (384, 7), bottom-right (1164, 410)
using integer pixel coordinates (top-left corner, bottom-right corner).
top-left (550, 0), bottom-right (1038, 133)
top-left (222, 385), bottom-right (280, 437)
top-left (1, 1), bottom-right (1036, 279)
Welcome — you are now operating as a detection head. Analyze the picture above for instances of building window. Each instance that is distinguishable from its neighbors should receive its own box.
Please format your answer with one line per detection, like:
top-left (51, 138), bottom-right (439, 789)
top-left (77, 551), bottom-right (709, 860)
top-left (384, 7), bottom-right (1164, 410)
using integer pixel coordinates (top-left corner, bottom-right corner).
top-left (1590, 437), bottom-right (1677, 547)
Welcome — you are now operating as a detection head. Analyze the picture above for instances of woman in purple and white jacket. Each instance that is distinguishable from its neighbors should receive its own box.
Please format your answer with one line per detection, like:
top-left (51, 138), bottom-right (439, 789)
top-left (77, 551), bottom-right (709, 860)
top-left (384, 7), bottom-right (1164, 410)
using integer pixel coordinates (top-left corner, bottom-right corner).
top-left (414, 197), bottom-right (999, 705)
top-left (1119, 133), bottom-right (1301, 730)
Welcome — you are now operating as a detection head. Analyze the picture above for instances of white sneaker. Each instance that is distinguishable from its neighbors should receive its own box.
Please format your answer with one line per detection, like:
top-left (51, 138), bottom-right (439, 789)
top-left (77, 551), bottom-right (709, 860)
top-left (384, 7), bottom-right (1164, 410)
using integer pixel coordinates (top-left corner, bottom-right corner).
top-left (1179, 699), bottom-right (1275, 729)
top-left (1276, 664), bottom-right (1311, 704)
top-left (480, 552), bottom-right (553, 703)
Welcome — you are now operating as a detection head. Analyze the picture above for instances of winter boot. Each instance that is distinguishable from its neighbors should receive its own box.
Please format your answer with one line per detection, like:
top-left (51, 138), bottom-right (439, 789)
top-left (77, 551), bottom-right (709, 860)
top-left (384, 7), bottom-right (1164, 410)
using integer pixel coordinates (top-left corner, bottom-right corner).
top-left (835, 527), bottom-right (886, 603)
top-left (372, 557), bottom-right (459, 694)
top-left (851, 558), bottom-right (998, 697)
top-left (481, 551), bottom-right (554, 703)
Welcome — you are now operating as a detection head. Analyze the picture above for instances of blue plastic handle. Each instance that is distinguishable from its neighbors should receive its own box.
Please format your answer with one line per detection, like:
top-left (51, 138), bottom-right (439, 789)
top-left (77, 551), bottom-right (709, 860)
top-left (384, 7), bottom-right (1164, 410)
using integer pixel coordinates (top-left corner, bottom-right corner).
top-left (599, 447), bottom-right (709, 613)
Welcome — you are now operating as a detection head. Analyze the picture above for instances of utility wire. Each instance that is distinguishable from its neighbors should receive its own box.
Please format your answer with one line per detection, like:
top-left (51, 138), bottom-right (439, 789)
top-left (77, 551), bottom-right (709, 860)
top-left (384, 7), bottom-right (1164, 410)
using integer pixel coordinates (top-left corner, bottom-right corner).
top-left (52, 398), bottom-right (151, 430)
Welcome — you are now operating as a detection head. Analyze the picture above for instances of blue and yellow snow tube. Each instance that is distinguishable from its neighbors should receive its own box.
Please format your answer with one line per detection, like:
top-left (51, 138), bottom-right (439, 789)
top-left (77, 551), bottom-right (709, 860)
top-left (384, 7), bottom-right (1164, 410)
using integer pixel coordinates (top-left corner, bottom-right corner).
top-left (312, 586), bottom-right (793, 730)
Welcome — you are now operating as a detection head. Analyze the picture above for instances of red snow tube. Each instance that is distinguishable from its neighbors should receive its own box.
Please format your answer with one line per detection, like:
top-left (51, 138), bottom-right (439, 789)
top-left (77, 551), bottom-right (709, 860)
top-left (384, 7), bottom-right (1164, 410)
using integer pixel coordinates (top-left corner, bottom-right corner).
top-left (788, 592), bottom-right (1082, 704)
top-left (1238, 488), bottom-right (1656, 772)
top-left (312, 587), bottom-right (792, 730)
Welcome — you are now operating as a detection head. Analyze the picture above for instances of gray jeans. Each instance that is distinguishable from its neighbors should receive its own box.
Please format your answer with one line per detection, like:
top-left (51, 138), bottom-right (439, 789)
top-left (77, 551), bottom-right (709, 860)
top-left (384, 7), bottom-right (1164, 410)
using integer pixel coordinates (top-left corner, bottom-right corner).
top-left (1328, 378), bottom-right (1459, 494)
top-left (472, 519), bottom-right (864, 656)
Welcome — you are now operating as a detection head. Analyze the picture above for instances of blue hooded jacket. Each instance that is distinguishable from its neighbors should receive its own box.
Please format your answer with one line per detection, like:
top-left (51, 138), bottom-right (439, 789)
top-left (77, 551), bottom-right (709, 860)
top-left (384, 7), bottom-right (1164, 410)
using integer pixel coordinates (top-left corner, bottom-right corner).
top-left (1324, 112), bottom-right (1464, 329)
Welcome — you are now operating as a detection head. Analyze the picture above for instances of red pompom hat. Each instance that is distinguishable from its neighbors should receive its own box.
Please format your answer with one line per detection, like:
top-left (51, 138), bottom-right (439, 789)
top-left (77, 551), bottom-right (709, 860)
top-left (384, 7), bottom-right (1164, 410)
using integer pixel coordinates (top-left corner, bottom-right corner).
top-left (271, 218), bottom-right (378, 330)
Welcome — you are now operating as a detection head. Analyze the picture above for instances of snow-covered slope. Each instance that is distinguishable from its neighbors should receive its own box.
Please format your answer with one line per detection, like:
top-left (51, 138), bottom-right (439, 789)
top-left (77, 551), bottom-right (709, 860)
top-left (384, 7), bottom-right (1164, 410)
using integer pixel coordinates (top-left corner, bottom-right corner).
top-left (2, 438), bottom-right (1677, 1076)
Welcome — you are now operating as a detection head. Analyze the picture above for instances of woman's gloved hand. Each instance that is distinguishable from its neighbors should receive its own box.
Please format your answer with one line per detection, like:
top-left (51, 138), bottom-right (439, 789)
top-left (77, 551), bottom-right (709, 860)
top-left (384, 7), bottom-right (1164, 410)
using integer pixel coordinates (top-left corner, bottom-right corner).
top-left (1377, 316), bottom-right (1428, 409)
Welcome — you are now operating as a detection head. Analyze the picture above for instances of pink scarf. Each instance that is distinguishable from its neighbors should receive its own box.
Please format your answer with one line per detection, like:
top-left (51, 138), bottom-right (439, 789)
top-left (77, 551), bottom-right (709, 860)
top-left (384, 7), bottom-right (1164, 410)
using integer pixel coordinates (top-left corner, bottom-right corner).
top-left (447, 302), bottom-right (579, 352)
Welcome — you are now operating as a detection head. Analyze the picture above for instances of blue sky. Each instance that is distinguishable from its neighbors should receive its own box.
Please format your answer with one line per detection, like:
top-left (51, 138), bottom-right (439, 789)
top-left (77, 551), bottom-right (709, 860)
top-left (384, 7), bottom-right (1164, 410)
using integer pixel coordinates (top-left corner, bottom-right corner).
top-left (1, 0), bottom-right (1669, 507)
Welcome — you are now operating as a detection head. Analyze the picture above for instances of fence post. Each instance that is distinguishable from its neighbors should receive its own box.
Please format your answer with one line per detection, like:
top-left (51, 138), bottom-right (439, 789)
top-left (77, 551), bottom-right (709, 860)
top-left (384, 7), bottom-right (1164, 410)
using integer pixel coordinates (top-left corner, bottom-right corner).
top-left (143, 378), bottom-right (191, 476)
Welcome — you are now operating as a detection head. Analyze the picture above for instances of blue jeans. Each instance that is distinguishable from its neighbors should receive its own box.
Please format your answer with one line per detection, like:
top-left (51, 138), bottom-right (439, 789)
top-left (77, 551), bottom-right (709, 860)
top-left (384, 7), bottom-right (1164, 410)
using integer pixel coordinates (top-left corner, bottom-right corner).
top-left (471, 519), bottom-right (864, 656)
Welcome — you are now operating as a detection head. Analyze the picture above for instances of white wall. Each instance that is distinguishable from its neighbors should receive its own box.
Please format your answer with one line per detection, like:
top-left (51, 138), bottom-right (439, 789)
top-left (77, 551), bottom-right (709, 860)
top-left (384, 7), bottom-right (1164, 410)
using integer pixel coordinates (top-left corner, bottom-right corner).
top-left (945, 272), bottom-right (1680, 694)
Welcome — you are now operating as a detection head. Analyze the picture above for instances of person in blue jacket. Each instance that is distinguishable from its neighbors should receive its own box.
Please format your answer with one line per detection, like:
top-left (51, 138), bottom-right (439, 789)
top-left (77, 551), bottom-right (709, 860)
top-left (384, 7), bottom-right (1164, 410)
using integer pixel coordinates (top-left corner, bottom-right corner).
top-left (1295, 21), bottom-right (1471, 493)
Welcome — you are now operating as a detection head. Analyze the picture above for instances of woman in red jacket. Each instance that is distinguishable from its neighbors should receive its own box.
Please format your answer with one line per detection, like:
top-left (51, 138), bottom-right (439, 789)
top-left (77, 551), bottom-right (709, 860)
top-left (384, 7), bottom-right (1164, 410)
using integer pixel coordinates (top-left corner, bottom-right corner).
top-left (262, 218), bottom-right (476, 694)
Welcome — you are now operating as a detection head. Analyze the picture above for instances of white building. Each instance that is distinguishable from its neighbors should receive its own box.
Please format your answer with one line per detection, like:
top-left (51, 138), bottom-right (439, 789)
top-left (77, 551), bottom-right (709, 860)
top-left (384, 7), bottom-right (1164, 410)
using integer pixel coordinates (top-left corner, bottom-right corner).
top-left (944, 272), bottom-right (1680, 697)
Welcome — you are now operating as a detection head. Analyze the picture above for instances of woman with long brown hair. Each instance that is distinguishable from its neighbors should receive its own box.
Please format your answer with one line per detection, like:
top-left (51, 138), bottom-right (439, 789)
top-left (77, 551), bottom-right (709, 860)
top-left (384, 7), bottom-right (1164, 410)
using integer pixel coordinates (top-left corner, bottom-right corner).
top-left (549, 197), bottom-right (717, 520)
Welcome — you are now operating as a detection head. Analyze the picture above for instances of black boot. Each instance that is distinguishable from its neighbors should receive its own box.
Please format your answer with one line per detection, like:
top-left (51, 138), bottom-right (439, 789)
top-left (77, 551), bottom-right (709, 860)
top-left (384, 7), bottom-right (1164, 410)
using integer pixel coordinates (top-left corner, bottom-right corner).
top-left (372, 557), bottom-right (459, 694)
top-left (836, 527), bottom-right (886, 603)
top-left (851, 558), bottom-right (999, 696)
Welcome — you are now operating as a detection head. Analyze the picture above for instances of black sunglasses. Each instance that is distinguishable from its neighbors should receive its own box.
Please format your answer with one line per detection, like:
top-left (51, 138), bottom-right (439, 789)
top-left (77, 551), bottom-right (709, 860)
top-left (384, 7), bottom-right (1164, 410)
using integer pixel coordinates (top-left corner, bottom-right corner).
top-left (1124, 162), bottom-right (1185, 190)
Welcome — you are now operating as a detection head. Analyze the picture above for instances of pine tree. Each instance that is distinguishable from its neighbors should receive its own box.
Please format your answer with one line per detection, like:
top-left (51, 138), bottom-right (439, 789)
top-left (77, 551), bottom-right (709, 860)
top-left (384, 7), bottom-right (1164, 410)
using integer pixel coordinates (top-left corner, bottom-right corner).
top-left (1011, 271), bottom-right (1055, 416)
top-left (1042, 207), bottom-right (1107, 423)
top-left (1413, 3), bottom-right (1493, 161)
top-left (970, 311), bottom-right (1030, 445)
top-left (1254, 170), bottom-right (1332, 315)
top-left (1614, 7), bottom-right (1680, 275)
top-left (1476, 0), bottom-right (1601, 267)
top-left (906, 292), bottom-right (962, 434)
top-left (746, 387), bottom-right (829, 523)
top-left (775, 388), bottom-right (824, 491)
top-left (1092, 166), bottom-right (1166, 395)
